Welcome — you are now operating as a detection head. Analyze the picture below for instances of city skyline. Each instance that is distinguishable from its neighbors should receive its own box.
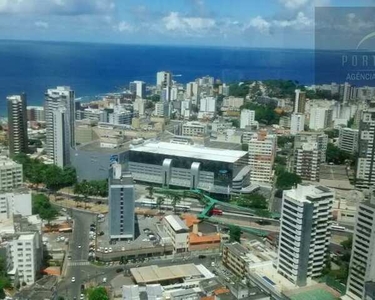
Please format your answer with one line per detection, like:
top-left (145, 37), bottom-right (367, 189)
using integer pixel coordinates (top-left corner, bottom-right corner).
top-left (0, 0), bottom-right (373, 48)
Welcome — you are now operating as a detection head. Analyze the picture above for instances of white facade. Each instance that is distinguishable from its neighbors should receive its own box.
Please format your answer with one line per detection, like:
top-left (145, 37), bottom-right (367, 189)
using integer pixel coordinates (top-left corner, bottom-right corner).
top-left (240, 109), bottom-right (256, 129)
top-left (45, 86), bottom-right (75, 163)
top-left (338, 127), bottom-right (359, 154)
top-left (346, 198), bottom-right (375, 299)
top-left (109, 106), bottom-right (132, 125)
top-left (182, 122), bottom-right (208, 137)
top-left (309, 107), bottom-right (332, 130)
top-left (277, 184), bottom-right (333, 287)
top-left (248, 132), bottom-right (276, 183)
top-left (11, 233), bottom-right (41, 285)
top-left (130, 81), bottom-right (146, 98)
top-left (290, 113), bottom-right (305, 135)
top-left (133, 99), bottom-right (146, 116)
top-left (181, 100), bottom-right (191, 119)
top-left (0, 190), bottom-right (32, 221)
top-left (27, 106), bottom-right (45, 122)
top-left (199, 97), bottom-right (216, 113)
top-left (0, 158), bottom-right (23, 191)
top-left (186, 82), bottom-right (199, 99)
top-left (163, 215), bottom-right (189, 253)
top-left (154, 102), bottom-right (170, 118)
top-left (223, 97), bottom-right (244, 109)
top-left (356, 108), bottom-right (375, 189)
top-left (52, 107), bottom-right (70, 167)
top-left (156, 71), bottom-right (172, 88)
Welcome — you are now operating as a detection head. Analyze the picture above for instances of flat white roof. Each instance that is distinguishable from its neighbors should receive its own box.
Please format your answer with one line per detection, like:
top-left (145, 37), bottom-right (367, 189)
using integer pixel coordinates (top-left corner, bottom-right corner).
top-left (164, 215), bottom-right (189, 232)
top-left (131, 264), bottom-right (203, 284)
top-left (18, 234), bottom-right (35, 241)
top-left (130, 141), bottom-right (247, 163)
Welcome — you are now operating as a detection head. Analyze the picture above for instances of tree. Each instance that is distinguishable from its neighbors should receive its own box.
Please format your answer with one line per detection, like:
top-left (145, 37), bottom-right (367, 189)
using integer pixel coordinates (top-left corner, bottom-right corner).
top-left (156, 196), bottom-right (165, 212)
top-left (32, 194), bottom-right (58, 224)
top-left (146, 186), bottom-right (154, 199)
top-left (229, 225), bottom-right (241, 242)
top-left (326, 143), bottom-right (353, 165)
top-left (237, 193), bottom-right (268, 209)
top-left (171, 195), bottom-right (181, 213)
top-left (231, 119), bottom-right (240, 128)
top-left (277, 136), bottom-right (294, 148)
top-left (276, 171), bottom-right (302, 190)
top-left (341, 236), bottom-right (353, 251)
top-left (241, 144), bottom-right (248, 151)
top-left (87, 287), bottom-right (109, 300)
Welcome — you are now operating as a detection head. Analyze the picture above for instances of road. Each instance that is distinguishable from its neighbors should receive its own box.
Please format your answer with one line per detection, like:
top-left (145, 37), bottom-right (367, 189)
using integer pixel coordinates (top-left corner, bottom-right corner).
top-left (57, 210), bottom-right (97, 299)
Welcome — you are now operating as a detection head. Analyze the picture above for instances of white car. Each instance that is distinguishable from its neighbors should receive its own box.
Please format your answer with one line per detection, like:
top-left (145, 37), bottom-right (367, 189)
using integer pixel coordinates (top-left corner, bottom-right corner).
top-left (80, 293), bottom-right (84, 300)
top-left (78, 245), bottom-right (82, 249)
top-left (102, 277), bottom-right (107, 283)
top-left (108, 247), bottom-right (113, 253)
top-left (71, 276), bottom-right (76, 283)
top-left (104, 247), bottom-right (108, 253)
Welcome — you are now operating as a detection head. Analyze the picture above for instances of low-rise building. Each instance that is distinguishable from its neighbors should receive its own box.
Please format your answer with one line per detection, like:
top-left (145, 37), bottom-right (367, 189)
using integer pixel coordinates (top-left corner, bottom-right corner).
top-left (163, 215), bottom-right (189, 253)
top-left (0, 189), bottom-right (32, 221)
top-left (182, 122), bottom-right (208, 137)
top-left (0, 158), bottom-right (23, 191)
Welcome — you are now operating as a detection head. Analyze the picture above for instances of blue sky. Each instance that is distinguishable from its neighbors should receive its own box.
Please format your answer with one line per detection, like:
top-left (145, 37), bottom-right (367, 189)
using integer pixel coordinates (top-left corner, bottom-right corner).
top-left (0, 0), bottom-right (374, 48)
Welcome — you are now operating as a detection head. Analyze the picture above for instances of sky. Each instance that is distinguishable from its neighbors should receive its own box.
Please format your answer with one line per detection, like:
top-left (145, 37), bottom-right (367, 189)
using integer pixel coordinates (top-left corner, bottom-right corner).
top-left (0, 0), bottom-right (375, 48)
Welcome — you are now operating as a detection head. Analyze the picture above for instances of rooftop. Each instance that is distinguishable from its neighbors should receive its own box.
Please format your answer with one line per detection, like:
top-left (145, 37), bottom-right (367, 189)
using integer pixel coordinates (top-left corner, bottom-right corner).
top-left (130, 141), bottom-right (247, 163)
top-left (284, 184), bottom-right (333, 203)
top-left (18, 234), bottom-right (35, 241)
top-left (130, 263), bottom-right (204, 284)
top-left (164, 215), bottom-right (189, 232)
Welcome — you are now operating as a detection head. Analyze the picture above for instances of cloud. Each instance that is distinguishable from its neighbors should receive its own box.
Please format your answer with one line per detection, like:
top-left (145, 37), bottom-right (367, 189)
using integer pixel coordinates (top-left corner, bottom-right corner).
top-left (162, 12), bottom-right (216, 34)
top-left (279, 0), bottom-right (308, 9)
top-left (247, 16), bottom-right (271, 34)
top-left (34, 21), bottom-right (49, 29)
top-left (247, 12), bottom-right (313, 34)
top-left (114, 21), bottom-right (134, 33)
top-left (0, 0), bottom-right (115, 15)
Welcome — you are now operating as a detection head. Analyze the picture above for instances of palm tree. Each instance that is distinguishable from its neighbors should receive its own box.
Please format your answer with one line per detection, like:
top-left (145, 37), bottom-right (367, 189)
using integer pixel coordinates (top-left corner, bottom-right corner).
top-left (156, 196), bottom-right (165, 212)
top-left (146, 186), bottom-right (154, 199)
top-left (171, 195), bottom-right (181, 214)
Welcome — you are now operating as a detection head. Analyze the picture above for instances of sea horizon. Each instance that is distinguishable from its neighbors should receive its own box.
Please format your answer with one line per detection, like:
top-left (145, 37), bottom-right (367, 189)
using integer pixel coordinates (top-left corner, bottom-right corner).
top-left (0, 39), bottom-right (348, 116)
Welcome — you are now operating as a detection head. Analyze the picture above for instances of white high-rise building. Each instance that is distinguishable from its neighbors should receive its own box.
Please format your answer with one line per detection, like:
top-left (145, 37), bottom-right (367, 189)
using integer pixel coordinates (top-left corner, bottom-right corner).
top-left (11, 233), bottom-right (42, 284)
top-left (129, 81), bottom-right (146, 98)
top-left (199, 97), bottom-right (216, 113)
top-left (277, 184), bottom-right (333, 287)
top-left (133, 99), bottom-right (146, 116)
top-left (309, 107), bottom-right (333, 130)
top-left (181, 100), bottom-right (191, 119)
top-left (240, 109), bottom-right (256, 129)
top-left (356, 106), bottom-right (375, 190)
top-left (52, 107), bottom-right (71, 167)
top-left (346, 194), bottom-right (375, 299)
top-left (45, 86), bottom-right (75, 165)
top-left (338, 127), bottom-right (359, 154)
top-left (290, 113), bottom-right (305, 135)
top-left (0, 158), bottom-right (23, 191)
top-left (248, 131), bottom-right (276, 182)
top-left (0, 189), bottom-right (32, 221)
top-left (156, 71), bottom-right (172, 88)
top-left (186, 82), bottom-right (199, 99)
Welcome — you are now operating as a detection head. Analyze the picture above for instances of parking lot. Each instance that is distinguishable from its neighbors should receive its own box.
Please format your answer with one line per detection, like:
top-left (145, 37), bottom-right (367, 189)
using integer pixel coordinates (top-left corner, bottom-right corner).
top-left (93, 214), bottom-right (172, 258)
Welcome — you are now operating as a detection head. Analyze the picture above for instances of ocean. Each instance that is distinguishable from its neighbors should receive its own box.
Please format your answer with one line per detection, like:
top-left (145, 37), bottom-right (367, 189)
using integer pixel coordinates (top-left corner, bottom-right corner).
top-left (0, 40), bottom-right (326, 116)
